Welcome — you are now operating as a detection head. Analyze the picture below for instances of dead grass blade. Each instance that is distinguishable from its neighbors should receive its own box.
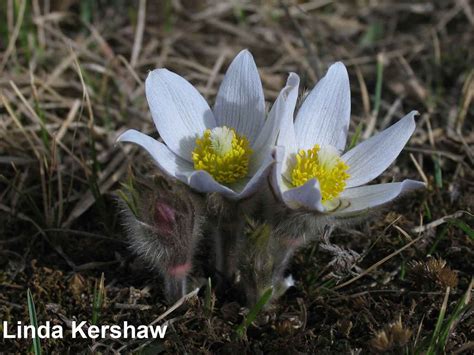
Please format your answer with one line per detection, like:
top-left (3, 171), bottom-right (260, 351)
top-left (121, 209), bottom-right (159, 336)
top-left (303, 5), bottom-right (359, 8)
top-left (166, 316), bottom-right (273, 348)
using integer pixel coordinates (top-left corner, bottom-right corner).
top-left (0, 0), bottom-right (27, 73)
top-left (130, 0), bottom-right (147, 68)
top-left (334, 226), bottom-right (423, 290)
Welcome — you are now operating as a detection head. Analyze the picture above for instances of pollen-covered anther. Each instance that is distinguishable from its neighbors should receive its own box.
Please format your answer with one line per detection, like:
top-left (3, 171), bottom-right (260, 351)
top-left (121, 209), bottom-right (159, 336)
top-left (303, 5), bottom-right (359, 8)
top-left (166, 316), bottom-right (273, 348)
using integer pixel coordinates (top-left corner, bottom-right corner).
top-left (290, 144), bottom-right (350, 202)
top-left (192, 126), bottom-right (252, 184)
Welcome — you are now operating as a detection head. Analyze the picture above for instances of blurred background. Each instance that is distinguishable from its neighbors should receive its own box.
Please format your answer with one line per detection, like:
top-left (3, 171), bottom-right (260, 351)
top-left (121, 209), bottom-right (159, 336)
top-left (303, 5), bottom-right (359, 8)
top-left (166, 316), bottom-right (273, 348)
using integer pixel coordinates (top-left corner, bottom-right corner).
top-left (0, 0), bottom-right (473, 353)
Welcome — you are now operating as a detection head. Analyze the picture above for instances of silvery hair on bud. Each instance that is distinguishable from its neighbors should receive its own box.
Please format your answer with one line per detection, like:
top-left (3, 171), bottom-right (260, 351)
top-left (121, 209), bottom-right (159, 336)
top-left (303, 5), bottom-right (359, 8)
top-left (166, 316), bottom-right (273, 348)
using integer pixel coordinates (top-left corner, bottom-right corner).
top-left (253, 190), bottom-right (382, 302)
top-left (118, 174), bottom-right (205, 303)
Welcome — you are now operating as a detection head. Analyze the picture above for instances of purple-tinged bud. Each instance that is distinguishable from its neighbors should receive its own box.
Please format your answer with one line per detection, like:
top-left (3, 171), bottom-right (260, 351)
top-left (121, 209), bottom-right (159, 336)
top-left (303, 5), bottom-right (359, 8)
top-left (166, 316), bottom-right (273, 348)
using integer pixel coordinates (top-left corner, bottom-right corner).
top-left (154, 201), bottom-right (176, 237)
top-left (119, 174), bottom-right (205, 303)
top-left (168, 262), bottom-right (192, 278)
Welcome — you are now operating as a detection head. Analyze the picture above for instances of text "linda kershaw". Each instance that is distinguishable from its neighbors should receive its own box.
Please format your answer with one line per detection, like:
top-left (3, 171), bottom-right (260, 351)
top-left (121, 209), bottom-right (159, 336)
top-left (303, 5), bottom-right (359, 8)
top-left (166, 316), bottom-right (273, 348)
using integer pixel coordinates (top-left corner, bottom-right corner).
top-left (2, 321), bottom-right (167, 339)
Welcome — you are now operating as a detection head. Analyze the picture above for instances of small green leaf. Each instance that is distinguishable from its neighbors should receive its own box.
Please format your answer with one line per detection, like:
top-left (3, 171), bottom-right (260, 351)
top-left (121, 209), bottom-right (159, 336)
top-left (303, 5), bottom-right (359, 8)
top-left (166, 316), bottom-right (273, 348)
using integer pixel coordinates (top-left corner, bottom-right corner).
top-left (372, 54), bottom-right (384, 119)
top-left (92, 273), bottom-right (105, 325)
top-left (428, 224), bottom-right (449, 255)
top-left (27, 289), bottom-right (42, 355)
top-left (164, 0), bottom-right (174, 32)
top-left (236, 287), bottom-right (273, 338)
top-left (359, 22), bottom-right (384, 46)
top-left (447, 218), bottom-right (474, 240)
top-left (433, 156), bottom-right (443, 188)
top-left (426, 287), bottom-right (450, 355)
top-left (437, 282), bottom-right (471, 349)
top-left (348, 121), bottom-right (364, 150)
top-left (423, 201), bottom-right (432, 220)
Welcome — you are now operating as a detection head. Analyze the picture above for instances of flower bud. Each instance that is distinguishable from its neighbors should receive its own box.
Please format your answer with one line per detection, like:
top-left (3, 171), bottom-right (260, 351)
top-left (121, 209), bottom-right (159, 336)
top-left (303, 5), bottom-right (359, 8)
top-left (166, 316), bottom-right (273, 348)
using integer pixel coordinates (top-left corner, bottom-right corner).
top-left (119, 174), bottom-right (205, 303)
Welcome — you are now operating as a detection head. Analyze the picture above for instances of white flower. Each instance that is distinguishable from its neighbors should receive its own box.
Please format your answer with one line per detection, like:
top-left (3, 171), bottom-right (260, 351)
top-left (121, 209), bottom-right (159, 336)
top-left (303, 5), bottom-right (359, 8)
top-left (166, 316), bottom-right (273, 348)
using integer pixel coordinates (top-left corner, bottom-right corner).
top-left (272, 62), bottom-right (425, 215)
top-left (117, 50), bottom-right (298, 199)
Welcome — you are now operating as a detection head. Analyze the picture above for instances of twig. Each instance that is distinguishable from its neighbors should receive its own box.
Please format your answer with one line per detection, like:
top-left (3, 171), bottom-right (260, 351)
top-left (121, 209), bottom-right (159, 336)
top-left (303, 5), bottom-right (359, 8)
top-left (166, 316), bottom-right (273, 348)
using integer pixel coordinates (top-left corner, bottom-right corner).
top-left (409, 153), bottom-right (429, 186)
top-left (334, 226), bottom-right (423, 290)
top-left (280, 0), bottom-right (321, 78)
top-left (0, 0), bottom-right (27, 73)
top-left (204, 51), bottom-right (227, 99)
top-left (56, 99), bottom-right (81, 142)
top-left (114, 303), bottom-right (152, 311)
top-left (130, 0), bottom-right (147, 67)
top-left (149, 287), bottom-right (200, 326)
top-left (412, 211), bottom-right (472, 233)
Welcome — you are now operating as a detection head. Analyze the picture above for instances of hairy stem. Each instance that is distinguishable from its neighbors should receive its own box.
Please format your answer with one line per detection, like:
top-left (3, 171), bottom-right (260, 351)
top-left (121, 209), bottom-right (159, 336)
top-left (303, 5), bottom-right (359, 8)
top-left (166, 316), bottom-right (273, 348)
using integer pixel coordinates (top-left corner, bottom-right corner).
top-left (215, 213), bottom-right (245, 280)
top-left (164, 276), bottom-right (187, 303)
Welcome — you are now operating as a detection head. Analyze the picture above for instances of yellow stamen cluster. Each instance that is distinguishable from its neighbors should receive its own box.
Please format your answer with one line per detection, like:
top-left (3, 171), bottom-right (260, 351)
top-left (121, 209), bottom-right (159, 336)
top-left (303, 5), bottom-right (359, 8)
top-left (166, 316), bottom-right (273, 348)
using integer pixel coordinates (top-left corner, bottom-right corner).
top-left (192, 127), bottom-right (252, 184)
top-left (290, 145), bottom-right (350, 202)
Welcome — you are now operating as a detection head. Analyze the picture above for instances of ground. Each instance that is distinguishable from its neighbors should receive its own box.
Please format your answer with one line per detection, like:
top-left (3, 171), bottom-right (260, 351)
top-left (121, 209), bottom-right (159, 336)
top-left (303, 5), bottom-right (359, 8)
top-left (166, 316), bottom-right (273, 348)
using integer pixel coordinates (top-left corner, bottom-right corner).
top-left (0, 0), bottom-right (473, 353)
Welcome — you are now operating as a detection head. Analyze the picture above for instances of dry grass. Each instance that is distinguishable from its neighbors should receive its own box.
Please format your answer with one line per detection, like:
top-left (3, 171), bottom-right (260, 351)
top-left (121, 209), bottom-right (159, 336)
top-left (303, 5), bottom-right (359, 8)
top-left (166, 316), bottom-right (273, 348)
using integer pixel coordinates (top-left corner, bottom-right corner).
top-left (0, 0), bottom-right (473, 353)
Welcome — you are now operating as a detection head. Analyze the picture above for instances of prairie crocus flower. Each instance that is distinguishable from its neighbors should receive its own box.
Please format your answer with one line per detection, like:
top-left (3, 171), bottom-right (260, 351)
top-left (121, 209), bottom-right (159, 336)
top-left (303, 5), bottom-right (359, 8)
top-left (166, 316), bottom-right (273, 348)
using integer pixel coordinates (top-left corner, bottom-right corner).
top-left (118, 50), bottom-right (298, 200)
top-left (272, 62), bottom-right (425, 215)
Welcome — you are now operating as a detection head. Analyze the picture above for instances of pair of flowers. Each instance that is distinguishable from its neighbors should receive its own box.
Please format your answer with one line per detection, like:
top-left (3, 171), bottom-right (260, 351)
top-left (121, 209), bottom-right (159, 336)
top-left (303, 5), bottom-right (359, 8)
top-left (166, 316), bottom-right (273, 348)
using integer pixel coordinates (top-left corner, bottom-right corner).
top-left (118, 50), bottom-right (424, 215)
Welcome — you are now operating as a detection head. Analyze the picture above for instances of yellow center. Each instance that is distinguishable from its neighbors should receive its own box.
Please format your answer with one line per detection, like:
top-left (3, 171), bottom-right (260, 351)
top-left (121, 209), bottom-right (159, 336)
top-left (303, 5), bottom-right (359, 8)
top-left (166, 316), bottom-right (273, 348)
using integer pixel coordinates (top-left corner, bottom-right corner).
top-left (290, 144), bottom-right (350, 203)
top-left (192, 126), bottom-right (252, 184)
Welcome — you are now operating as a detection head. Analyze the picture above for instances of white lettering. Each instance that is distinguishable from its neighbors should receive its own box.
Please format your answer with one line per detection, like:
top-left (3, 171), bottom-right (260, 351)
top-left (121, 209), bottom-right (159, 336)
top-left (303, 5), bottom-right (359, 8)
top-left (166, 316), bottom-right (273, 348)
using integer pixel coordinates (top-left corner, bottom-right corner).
top-left (149, 325), bottom-right (167, 339)
top-left (88, 325), bottom-right (99, 339)
top-left (71, 321), bottom-right (87, 338)
top-left (23, 325), bottom-right (35, 339)
top-left (100, 324), bottom-right (110, 338)
top-left (1, 320), bottom-right (167, 339)
top-left (37, 321), bottom-right (50, 338)
top-left (123, 321), bottom-right (135, 338)
top-left (136, 325), bottom-right (148, 339)
top-left (51, 325), bottom-right (63, 339)
top-left (109, 325), bottom-right (121, 339)
top-left (2, 321), bottom-right (15, 338)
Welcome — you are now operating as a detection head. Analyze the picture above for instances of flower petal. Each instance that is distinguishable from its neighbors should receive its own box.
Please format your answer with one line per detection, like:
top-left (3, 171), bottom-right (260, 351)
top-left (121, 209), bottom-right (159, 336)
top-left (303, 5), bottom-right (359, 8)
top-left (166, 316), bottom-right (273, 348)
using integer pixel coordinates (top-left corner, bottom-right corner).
top-left (270, 145), bottom-right (288, 202)
top-left (117, 129), bottom-right (193, 181)
top-left (277, 82), bottom-right (298, 157)
top-left (342, 111), bottom-right (418, 188)
top-left (188, 154), bottom-right (273, 200)
top-left (238, 152), bottom-right (275, 198)
top-left (250, 73), bottom-right (300, 174)
top-left (334, 179), bottom-right (425, 215)
top-left (281, 178), bottom-right (325, 212)
top-left (187, 170), bottom-right (239, 198)
top-left (146, 69), bottom-right (216, 161)
top-left (294, 62), bottom-right (351, 151)
top-left (188, 149), bottom-right (275, 200)
top-left (275, 75), bottom-right (300, 181)
top-left (213, 50), bottom-right (265, 144)
top-left (272, 147), bottom-right (324, 212)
